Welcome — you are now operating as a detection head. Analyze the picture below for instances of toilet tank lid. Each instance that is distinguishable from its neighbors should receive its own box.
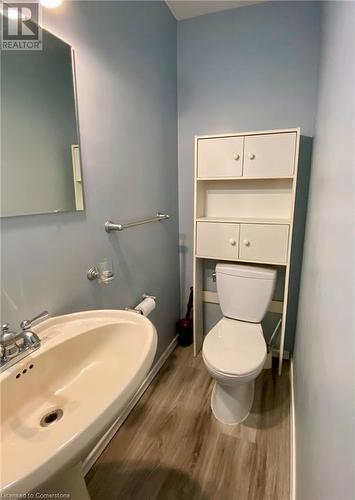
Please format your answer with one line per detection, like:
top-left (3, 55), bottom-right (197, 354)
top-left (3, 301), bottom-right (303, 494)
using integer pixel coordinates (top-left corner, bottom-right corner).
top-left (216, 263), bottom-right (276, 280)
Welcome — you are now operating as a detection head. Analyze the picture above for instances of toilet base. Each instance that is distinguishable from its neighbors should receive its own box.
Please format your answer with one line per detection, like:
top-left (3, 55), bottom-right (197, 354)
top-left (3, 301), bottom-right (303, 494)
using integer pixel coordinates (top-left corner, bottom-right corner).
top-left (211, 380), bottom-right (254, 425)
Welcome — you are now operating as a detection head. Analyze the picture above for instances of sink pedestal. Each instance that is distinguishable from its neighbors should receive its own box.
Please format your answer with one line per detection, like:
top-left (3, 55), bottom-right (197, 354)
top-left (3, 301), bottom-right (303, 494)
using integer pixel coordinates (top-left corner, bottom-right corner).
top-left (34, 463), bottom-right (90, 500)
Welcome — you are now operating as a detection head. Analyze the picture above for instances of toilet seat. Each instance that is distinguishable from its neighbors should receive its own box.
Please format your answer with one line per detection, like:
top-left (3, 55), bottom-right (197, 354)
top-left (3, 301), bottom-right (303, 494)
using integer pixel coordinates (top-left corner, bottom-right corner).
top-left (202, 317), bottom-right (266, 377)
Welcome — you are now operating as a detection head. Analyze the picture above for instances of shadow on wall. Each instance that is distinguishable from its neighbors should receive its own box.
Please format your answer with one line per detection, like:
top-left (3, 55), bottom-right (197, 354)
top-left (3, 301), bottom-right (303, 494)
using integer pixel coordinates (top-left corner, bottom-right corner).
top-left (87, 462), bottom-right (211, 500)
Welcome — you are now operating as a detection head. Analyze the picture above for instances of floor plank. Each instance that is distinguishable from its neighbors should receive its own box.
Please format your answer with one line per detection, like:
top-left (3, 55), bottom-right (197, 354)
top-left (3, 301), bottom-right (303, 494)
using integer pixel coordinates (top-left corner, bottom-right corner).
top-left (86, 346), bottom-right (290, 500)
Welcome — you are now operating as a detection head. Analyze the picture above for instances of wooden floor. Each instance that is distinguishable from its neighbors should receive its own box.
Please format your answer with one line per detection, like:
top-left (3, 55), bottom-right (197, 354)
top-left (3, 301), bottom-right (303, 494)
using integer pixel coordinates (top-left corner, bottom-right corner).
top-left (86, 346), bottom-right (290, 500)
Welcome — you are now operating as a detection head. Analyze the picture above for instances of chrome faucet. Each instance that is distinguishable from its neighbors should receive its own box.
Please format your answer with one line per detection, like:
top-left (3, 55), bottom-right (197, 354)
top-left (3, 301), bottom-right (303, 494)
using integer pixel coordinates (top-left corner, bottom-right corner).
top-left (0, 310), bottom-right (49, 373)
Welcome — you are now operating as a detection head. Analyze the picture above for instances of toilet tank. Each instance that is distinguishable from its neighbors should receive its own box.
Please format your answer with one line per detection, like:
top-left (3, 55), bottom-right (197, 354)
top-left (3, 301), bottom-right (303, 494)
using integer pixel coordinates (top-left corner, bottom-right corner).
top-left (216, 263), bottom-right (277, 322)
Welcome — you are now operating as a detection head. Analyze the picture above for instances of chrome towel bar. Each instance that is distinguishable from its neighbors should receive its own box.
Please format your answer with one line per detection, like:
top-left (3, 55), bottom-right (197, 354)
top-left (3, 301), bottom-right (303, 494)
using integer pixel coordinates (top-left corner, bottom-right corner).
top-left (105, 212), bottom-right (169, 232)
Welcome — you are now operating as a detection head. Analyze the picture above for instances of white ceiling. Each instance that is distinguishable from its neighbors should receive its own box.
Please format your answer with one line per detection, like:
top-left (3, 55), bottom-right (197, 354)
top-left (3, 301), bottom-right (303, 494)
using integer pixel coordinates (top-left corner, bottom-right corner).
top-left (165, 0), bottom-right (265, 21)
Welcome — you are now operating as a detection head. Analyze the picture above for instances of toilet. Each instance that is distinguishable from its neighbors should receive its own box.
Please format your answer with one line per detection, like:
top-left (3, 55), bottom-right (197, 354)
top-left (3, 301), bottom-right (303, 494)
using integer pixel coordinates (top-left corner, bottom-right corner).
top-left (202, 263), bottom-right (277, 425)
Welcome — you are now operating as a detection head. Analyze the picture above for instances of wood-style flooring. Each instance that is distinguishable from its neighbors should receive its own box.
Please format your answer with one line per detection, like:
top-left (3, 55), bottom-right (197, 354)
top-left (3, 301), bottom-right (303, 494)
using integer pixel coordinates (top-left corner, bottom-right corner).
top-left (86, 346), bottom-right (290, 500)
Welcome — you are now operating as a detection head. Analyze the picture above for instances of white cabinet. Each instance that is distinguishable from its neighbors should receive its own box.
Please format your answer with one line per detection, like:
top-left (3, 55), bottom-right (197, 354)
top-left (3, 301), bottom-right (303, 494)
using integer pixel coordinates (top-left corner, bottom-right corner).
top-left (243, 132), bottom-right (296, 177)
top-left (196, 221), bottom-right (289, 264)
top-left (194, 128), bottom-right (311, 376)
top-left (197, 137), bottom-right (244, 178)
top-left (196, 222), bottom-right (239, 259)
top-left (239, 224), bottom-right (289, 263)
top-left (198, 132), bottom-right (296, 179)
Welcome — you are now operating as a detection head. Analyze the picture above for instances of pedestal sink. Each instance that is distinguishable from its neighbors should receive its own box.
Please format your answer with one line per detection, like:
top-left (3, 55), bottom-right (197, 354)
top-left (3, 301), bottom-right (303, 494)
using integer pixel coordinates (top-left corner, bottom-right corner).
top-left (0, 310), bottom-right (157, 497)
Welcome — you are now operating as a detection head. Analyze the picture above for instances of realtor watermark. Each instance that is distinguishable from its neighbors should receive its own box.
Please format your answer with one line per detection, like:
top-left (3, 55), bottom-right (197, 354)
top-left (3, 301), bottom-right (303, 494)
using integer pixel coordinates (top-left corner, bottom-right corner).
top-left (1, 2), bottom-right (42, 50)
top-left (0, 492), bottom-right (70, 498)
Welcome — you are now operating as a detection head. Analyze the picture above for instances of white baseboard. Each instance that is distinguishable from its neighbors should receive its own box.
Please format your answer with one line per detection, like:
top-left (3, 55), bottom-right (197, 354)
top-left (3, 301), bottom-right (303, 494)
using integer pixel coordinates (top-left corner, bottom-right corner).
top-left (290, 355), bottom-right (296, 500)
top-left (82, 335), bottom-right (178, 476)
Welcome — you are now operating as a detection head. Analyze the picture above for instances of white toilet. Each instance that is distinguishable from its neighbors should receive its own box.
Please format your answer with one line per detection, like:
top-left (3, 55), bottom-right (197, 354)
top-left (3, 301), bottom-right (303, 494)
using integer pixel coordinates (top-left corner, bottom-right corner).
top-left (202, 263), bottom-right (277, 425)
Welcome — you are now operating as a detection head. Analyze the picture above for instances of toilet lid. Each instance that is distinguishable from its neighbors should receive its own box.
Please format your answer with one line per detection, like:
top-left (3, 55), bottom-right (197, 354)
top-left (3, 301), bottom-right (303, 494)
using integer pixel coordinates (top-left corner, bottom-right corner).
top-left (203, 318), bottom-right (266, 376)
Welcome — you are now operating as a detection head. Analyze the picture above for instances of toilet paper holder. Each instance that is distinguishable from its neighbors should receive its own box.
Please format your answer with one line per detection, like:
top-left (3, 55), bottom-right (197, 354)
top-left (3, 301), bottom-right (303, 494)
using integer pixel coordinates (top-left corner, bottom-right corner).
top-left (125, 293), bottom-right (157, 315)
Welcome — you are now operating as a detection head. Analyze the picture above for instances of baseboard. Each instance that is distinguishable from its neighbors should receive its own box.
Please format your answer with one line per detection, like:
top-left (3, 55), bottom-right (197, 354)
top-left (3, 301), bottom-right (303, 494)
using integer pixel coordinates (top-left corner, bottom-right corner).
top-left (290, 355), bottom-right (296, 500)
top-left (82, 335), bottom-right (178, 476)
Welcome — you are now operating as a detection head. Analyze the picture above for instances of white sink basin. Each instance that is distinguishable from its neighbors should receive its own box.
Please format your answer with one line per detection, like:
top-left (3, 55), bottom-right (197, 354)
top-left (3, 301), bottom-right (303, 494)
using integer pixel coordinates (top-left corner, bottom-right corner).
top-left (0, 310), bottom-right (157, 496)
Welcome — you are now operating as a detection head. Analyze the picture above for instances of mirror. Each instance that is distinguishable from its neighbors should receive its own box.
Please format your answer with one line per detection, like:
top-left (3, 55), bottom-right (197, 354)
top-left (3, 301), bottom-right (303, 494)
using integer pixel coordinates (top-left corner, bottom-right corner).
top-left (1, 28), bottom-right (84, 217)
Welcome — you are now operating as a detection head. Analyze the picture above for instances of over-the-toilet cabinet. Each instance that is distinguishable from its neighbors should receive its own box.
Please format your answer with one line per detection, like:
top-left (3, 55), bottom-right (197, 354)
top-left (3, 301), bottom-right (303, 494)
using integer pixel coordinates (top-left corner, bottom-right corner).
top-left (193, 128), bottom-right (312, 374)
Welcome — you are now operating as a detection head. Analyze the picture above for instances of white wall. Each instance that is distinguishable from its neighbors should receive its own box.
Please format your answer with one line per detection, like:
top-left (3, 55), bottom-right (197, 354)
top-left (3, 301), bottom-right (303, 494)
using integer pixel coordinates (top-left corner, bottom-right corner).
top-left (293, 2), bottom-right (354, 499)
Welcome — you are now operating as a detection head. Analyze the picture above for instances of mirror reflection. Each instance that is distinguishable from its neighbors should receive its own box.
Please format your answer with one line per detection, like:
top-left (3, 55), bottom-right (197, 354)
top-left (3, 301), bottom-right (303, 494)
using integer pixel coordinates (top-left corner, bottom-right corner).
top-left (1, 28), bottom-right (84, 217)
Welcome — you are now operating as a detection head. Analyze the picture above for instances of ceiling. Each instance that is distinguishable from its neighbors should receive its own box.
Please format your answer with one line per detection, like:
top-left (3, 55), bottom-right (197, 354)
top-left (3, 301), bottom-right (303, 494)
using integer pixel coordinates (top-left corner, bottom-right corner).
top-left (165, 0), bottom-right (265, 21)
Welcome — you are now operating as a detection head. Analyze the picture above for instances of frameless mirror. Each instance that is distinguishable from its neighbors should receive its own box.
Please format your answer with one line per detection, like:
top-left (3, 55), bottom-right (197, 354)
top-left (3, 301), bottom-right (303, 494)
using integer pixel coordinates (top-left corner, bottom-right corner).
top-left (1, 27), bottom-right (84, 217)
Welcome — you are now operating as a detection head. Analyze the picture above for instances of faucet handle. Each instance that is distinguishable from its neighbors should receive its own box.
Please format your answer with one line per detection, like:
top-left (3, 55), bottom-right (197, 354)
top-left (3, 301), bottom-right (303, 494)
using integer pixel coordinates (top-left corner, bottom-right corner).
top-left (20, 320), bottom-right (31, 331)
top-left (20, 311), bottom-right (49, 331)
top-left (1, 323), bottom-right (10, 333)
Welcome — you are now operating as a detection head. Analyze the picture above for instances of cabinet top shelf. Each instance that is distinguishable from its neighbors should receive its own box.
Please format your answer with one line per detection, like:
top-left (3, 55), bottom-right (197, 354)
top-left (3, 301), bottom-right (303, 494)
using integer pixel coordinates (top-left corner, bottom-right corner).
top-left (194, 254), bottom-right (288, 266)
top-left (197, 176), bottom-right (295, 181)
top-left (195, 127), bottom-right (300, 140)
top-left (196, 216), bottom-right (291, 225)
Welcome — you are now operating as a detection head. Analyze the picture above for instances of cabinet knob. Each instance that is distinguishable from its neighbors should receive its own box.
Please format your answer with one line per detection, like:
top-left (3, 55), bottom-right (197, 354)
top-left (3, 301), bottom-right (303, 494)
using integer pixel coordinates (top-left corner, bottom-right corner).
top-left (248, 153), bottom-right (255, 160)
top-left (243, 239), bottom-right (251, 247)
top-left (233, 153), bottom-right (240, 161)
top-left (229, 238), bottom-right (237, 246)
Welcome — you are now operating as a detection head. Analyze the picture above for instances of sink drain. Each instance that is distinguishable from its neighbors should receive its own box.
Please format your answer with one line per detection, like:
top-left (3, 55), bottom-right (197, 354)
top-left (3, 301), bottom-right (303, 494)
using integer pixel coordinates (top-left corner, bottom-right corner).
top-left (40, 409), bottom-right (63, 427)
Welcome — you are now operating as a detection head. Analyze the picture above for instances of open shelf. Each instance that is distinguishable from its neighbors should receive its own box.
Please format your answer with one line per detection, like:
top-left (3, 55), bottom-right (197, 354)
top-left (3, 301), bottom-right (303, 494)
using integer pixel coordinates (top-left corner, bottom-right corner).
top-left (196, 178), bottom-right (293, 221)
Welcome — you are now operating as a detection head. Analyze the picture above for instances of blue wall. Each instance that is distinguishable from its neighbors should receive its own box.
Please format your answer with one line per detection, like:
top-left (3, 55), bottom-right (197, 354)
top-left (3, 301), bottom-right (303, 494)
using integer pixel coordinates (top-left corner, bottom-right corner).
top-left (1, 1), bottom-right (179, 360)
top-left (177, 1), bottom-right (322, 350)
top-left (294, 2), bottom-right (354, 498)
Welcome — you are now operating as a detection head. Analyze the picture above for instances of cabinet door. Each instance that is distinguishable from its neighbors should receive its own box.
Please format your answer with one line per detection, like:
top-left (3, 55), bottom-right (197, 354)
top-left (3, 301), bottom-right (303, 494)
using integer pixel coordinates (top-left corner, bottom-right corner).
top-left (243, 133), bottom-right (296, 177)
top-left (197, 137), bottom-right (244, 178)
top-left (239, 224), bottom-right (289, 263)
top-left (196, 222), bottom-right (239, 259)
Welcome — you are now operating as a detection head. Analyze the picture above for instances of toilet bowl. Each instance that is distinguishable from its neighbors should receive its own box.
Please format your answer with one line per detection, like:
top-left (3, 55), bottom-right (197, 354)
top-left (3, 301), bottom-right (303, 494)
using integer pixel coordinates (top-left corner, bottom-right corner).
top-left (203, 317), bottom-right (266, 424)
top-left (202, 263), bottom-right (276, 425)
